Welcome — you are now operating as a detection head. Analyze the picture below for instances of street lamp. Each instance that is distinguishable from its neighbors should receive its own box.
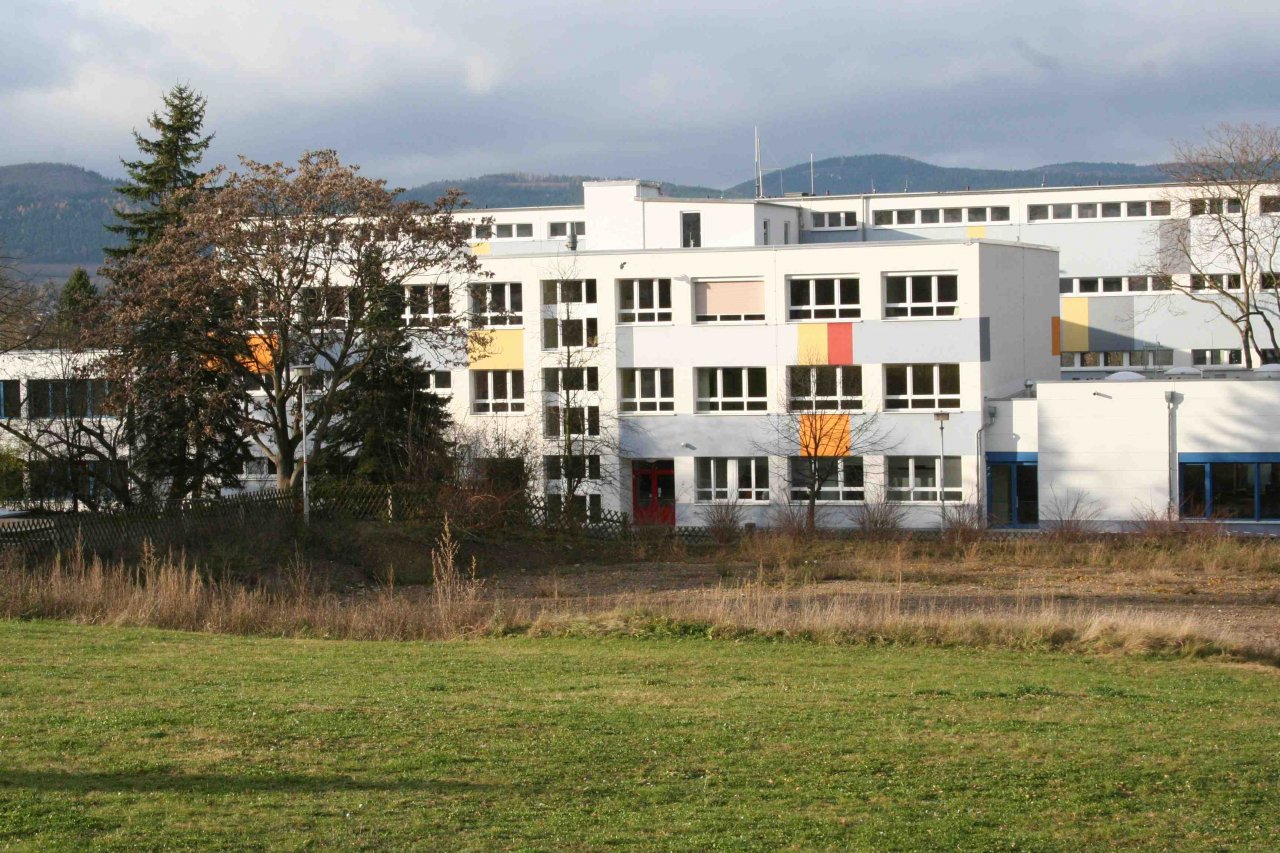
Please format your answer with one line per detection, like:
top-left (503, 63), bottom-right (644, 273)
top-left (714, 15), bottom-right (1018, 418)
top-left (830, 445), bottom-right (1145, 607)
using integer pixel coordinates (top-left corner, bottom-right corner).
top-left (934, 412), bottom-right (950, 523)
top-left (291, 364), bottom-right (314, 525)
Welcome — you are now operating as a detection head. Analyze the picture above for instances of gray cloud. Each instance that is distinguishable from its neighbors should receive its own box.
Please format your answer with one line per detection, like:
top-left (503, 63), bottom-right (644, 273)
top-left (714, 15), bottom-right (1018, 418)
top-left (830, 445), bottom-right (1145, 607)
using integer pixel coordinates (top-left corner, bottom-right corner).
top-left (1, 1), bottom-right (1278, 188)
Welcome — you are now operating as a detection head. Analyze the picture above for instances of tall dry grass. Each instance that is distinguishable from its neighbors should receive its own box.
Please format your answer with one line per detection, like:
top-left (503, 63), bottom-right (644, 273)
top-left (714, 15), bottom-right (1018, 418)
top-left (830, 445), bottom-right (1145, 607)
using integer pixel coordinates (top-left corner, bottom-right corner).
top-left (1, 531), bottom-right (1276, 666)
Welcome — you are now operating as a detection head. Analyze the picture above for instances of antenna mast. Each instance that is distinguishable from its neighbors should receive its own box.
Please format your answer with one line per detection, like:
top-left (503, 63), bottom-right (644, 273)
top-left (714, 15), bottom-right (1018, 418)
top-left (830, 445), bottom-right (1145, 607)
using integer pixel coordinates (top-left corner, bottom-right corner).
top-left (754, 127), bottom-right (763, 199)
top-left (810, 153), bottom-right (815, 196)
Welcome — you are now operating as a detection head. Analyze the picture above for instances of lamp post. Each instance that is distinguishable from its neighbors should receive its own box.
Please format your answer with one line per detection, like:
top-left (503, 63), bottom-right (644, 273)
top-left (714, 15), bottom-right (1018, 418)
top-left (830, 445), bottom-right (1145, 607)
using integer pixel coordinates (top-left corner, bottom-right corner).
top-left (291, 364), bottom-right (314, 525)
top-left (934, 412), bottom-right (950, 523)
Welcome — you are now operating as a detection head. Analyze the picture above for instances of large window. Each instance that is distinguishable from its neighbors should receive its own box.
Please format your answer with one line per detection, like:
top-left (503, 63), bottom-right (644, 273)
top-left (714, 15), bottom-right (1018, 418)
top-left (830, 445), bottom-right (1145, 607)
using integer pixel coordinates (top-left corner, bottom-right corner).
top-left (469, 282), bottom-right (523, 327)
top-left (27, 379), bottom-right (112, 418)
top-left (696, 367), bottom-right (767, 412)
top-left (544, 405), bottom-right (600, 438)
top-left (618, 279), bottom-right (672, 323)
top-left (887, 456), bottom-right (962, 502)
top-left (811, 211), bottom-right (857, 229)
top-left (405, 284), bottom-right (450, 326)
top-left (620, 368), bottom-right (674, 412)
top-left (789, 457), bottom-right (864, 502)
top-left (544, 454), bottom-right (601, 482)
top-left (542, 279), bottom-right (597, 305)
top-left (0, 380), bottom-right (19, 418)
top-left (694, 280), bottom-right (765, 323)
top-left (1192, 348), bottom-right (1243, 366)
top-left (884, 364), bottom-right (960, 410)
top-left (694, 457), bottom-right (769, 502)
top-left (1181, 460), bottom-right (1280, 520)
top-left (471, 370), bottom-right (524, 413)
top-left (542, 317), bottom-right (599, 349)
top-left (549, 221), bottom-right (586, 238)
top-left (542, 367), bottom-right (599, 393)
top-left (788, 277), bottom-right (860, 320)
top-left (787, 366), bottom-right (862, 411)
top-left (1190, 273), bottom-right (1243, 291)
top-left (1190, 198), bottom-right (1242, 216)
top-left (885, 274), bottom-right (958, 318)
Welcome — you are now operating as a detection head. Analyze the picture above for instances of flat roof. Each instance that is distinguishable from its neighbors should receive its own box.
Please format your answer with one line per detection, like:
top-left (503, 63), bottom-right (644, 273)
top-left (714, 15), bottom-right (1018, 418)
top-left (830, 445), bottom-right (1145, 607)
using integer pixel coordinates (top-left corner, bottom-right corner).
top-left (473, 237), bottom-right (1057, 262)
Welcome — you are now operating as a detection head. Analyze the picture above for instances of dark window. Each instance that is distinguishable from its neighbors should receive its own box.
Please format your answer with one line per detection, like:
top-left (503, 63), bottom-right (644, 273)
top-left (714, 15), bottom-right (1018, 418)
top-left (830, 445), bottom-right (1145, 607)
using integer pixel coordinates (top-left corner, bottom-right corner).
top-left (681, 212), bottom-right (702, 248)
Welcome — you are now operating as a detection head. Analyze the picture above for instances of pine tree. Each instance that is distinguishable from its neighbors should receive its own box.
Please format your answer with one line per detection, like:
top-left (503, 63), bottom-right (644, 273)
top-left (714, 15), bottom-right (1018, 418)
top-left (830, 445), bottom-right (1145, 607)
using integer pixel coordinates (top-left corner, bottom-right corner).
top-left (105, 84), bottom-right (213, 258)
top-left (55, 267), bottom-right (100, 345)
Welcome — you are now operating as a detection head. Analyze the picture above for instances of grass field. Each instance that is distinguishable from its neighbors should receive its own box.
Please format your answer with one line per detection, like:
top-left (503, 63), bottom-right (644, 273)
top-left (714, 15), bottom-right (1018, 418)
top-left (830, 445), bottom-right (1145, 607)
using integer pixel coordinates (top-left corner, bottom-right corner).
top-left (1, 621), bottom-right (1277, 850)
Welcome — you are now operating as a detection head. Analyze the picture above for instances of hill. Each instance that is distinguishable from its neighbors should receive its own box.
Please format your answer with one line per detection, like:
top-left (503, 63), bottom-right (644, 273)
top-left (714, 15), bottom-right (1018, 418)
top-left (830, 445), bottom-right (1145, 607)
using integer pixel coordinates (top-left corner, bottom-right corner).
top-left (401, 172), bottom-right (727, 208)
top-left (0, 163), bottom-right (125, 275)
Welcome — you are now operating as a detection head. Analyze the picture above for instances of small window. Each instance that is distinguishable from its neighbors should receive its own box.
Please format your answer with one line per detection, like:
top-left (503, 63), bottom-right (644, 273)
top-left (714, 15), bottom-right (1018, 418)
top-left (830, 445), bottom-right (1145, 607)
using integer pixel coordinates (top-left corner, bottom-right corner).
top-left (424, 371), bottom-right (452, 394)
top-left (620, 368), bottom-right (675, 413)
top-left (1077, 278), bottom-right (1099, 294)
top-left (873, 210), bottom-right (893, 226)
top-left (549, 222), bottom-right (567, 238)
top-left (474, 224), bottom-right (492, 239)
top-left (839, 212), bottom-right (857, 227)
top-left (1126, 201), bottom-right (1148, 217)
top-left (896, 210), bottom-right (916, 225)
top-left (516, 223), bottom-right (533, 237)
top-left (542, 317), bottom-right (598, 349)
top-left (1077, 203), bottom-right (1097, 218)
top-left (695, 457), bottom-right (769, 502)
top-left (1102, 277), bottom-right (1124, 293)
top-left (542, 367), bottom-right (599, 394)
top-left (920, 209), bottom-right (940, 224)
top-left (495, 224), bottom-right (513, 238)
top-left (943, 208), bottom-right (963, 224)
top-left (787, 365), bottom-right (862, 411)
top-left (1052, 204), bottom-right (1073, 220)
top-left (1059, 278), bottom-right (1073, 294)
top-left (471, 370), bottom-right (525, 413)
top-left (681, 212), bottom-right (702, 248)
top-left (543, 454), bottom-right (601, 483)
top-left (1127, 276), bottom-right (1149, 292)
top-left (406, 284), bottom-right (451, 326)
top-left (884, 364), bottom-right (960, 410)
top-left (469, 282), bottom-right (523, 327)
top-left (1028, 205), bottom-right (1049, 221)
top-left (788, 277), bottom-right (860, 320)
top-left (618, 279), bottom-right (672, 323)
top-left (1101, 202), bottom-right (1122, 218)
top-left (544, 405), bottom-right (600, 438)
top-left (762, 220), bottom-right (770, 245)
top-left (696, 367), bottom-right (768, 412)
top-left (1262, 197), bottom-right (1280, 215)
top-left (966, 207), bottom-right (987, 223)
top-left (1150, 200), bottom-right (1171, 216)
top-left (885, 274), bottom-right (959, 318)
top-left (990, 207), bottom-right (1010, 222)
top-left (812, 212), bottom-right (826, 228)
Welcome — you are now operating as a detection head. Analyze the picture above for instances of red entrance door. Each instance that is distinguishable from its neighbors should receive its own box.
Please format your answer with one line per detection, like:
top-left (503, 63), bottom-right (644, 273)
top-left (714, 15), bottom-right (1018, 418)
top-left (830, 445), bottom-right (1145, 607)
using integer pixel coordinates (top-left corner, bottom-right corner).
top-left (632, 460), bottom-right (676, 526)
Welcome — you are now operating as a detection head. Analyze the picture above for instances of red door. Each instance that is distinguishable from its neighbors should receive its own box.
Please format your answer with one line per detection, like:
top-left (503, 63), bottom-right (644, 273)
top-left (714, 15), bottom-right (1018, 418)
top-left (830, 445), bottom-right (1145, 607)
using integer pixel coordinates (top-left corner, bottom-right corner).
top-left (632, 461), bottom-right (676, 526)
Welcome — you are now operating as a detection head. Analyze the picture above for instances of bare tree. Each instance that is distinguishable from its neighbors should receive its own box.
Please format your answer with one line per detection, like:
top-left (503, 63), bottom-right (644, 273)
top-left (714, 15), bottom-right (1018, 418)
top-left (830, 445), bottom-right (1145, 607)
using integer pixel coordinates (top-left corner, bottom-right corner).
top-left (758, 361), bottom-right (892, 533)
top-left (1154, 123), bottom-right (1280, 367)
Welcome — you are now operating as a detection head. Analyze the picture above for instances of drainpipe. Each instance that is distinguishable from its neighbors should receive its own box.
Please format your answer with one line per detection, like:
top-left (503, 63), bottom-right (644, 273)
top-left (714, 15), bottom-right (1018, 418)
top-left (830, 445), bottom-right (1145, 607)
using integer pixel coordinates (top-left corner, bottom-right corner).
top-left (976, 397), bottom-right (993, 518)
top-left (1165, 390), bottom-right (1180, 517)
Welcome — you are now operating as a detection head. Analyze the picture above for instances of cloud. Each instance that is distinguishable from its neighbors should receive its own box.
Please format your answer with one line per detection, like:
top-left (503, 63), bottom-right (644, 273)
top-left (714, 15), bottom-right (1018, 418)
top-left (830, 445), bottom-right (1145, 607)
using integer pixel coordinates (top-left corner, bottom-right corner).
top-left (1, 0), bottom-right (1279, 188)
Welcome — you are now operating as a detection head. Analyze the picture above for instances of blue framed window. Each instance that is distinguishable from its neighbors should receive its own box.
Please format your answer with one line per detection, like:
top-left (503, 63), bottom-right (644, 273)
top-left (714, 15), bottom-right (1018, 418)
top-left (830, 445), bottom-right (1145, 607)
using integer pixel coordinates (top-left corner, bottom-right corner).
top-left (1179, 454), bottom-right (1280, 520)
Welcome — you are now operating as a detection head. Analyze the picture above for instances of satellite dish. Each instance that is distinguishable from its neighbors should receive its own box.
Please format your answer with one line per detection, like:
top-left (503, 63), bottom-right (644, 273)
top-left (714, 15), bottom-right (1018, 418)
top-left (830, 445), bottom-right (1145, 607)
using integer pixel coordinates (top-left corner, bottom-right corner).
top-left (1163, 367), bottom-right (1203, 377)
top-left (1105, 370), bottom-right (1146, 381)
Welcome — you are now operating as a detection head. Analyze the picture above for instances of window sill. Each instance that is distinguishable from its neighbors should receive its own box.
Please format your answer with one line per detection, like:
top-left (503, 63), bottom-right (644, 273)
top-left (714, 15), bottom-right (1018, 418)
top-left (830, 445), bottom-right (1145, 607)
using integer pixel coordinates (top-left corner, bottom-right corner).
top-left (469, 410), bottom-right (527, 417)
top-left (882, 314), bottom-right (963, 321)
top-left (694, 500), bottom-right (771, 506)
top-left (693, 409), bottom-right (771, 415)
top-left (616, 321), bottom-right (676, 327)
top-left (786, 317), bottom-right (863, 324)
top-left (883, 408), bottom-right (963, 414)
top-left (619, 410), bottom-right (678, 417)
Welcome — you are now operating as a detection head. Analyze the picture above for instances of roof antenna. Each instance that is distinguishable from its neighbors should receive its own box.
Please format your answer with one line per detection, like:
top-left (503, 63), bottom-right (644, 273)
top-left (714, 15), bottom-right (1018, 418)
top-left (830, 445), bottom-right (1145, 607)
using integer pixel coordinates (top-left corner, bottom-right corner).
top-left (809, 153), bottom-right (815, 196)
top-left (754, 127), bottom-right (763, 199)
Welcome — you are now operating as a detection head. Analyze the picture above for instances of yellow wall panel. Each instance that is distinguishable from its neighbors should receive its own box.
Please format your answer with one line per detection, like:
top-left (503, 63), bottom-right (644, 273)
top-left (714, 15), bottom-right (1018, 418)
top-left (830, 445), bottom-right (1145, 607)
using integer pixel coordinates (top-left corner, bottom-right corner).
top-left (796, 324), bottom-right (829, 365)
top-left (471, 241), bottom-right (491, 256)
top-left (799, 413), bottom-right (851, 457)
top-left (966, 225), bottom-right (987, 239)
top-left (1060, 297), bottom-right (1090, 352)
top-left (468, 328), bottom-right (523, 370)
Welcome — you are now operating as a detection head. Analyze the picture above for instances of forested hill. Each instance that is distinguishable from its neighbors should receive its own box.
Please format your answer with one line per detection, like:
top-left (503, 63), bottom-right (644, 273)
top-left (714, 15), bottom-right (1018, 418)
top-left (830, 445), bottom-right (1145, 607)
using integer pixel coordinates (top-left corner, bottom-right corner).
top-left (2, 155), bottom-right (1170, 271)
top-left (0, 164), bottom-right (124, 269)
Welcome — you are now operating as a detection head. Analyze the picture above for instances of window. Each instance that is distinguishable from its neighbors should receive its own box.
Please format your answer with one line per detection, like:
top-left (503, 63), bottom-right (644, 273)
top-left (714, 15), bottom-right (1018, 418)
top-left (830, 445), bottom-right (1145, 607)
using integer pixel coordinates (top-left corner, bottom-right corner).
top-left (789, 457), bottom-right (864, 502)
top-left (1059, 275), bottom-right (1157, 294)
top-left (1059, 278), bottom-right (1073, 294)
top-left (787, 365), bottom-right (863, 411)
top-left (1028, 204), bottom-right (1049, 221)
top-left (469, 282), bottom-right (523, 326)
top-left (1078, 277), bottom-right (1099, 293)
top-left (544, 405), bottom-right (600, 438)
top-left (542, 367), bottom-right (599, 393)
top-left (873, 210), bottom-right (893, 226)
top-left (543, 454), bottom-right (601, 482)
top-left (495, 224), bottom-right (512, 238)
top-left (471, 370), bottom-right (524, 413)
top-left (895, 210), bottom-right (916, 225)
top-left (920, 209), bottom-right (940, 224)
top-left (474, 223), bottom-right (492, 239)
top-left (788, 277), bottom-right (860, 320)
top-left (549, 221), bottom-right (586, 238)
top-left (762, 220), bottom-right (770, 245)
top-left (695, 457), bottom-right (769, 502)
top-left (424, 371), bottom-right (453, 394)
top-left (1060, 350), bottom-right (1174, 369)
top-left (694, 280), bottom-right (765, 322)
top-left (1190, 198), bottom-right (1242, 216)
top-left (1191, 349), bottom-right (1243, 366)
top-left (542, 279), bottom-right (597, 305)
top-left (990, 207), bottom-right (1010, 221)
top-left (1191, 273), bottom-right (1242, 291)
top-left (1127, 201), bottom-right (1148, 217)
top-left (545, 492), bottom-right (603, 521)
top-left (783, 222), bottom-right (791, 244)
top-left (1263, 197), bottom-right (1280, 215)
top-left (884, 274), bottom-right (958, 318)
top-left (618, 279), bottom-right (672, 323)
top-left (1151, 200), bottom-right (1171, 216)
top-left (1101, 202), bottom-right (1122, 218)
top-left (0, 380), bottom-right (19, 418)
top-left (620, 368), bottom-right (674, 412)
top-left (406, 284), bottom-right (450, 325)
top-left (1052, 204), bottom-right (1072, 219)
top-left (26, 379), bottom-right (111, 418)
top-left (967, 207), bottom-right (987, 223)
top-left (542, 317), bottom-right (599, 349)
top-left (1181, 460), bottom-right (1280, 520)
top-left (884, 364), bottom-right (960, 410)
top-left (696, 367), bottom-right (767, 412)
top-left (942, 208), bottom-right (963, 223)
top-left (1102, 277), bottom-right (1124, 293)
top-left (1077, 203), bottom-right (1097, 219)
top-left (1128, 275), bottom-right (1149, 292)
top-left (887, 456), bottom-right (962, 502)
top-left (493, 223), bottom-right (532, 239)
top-left (681, 212), bottom-right (701, 247)
top-left (813, 211), bottom-right (856, 229)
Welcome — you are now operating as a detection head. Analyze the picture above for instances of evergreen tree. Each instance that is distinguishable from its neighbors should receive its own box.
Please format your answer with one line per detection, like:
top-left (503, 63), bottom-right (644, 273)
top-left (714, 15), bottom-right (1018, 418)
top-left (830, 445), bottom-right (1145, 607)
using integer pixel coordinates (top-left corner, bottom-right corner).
top-left (58, 267), bottom-right (97, 322)
top-left (105, 84), bottom-right (213, 258)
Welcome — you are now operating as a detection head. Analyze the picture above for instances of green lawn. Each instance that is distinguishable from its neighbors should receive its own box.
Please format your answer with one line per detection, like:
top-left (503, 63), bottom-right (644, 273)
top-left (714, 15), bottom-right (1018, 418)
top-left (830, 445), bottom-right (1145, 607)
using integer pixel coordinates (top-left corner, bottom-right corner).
top-left (0, 622), bottom-right (1277, 851)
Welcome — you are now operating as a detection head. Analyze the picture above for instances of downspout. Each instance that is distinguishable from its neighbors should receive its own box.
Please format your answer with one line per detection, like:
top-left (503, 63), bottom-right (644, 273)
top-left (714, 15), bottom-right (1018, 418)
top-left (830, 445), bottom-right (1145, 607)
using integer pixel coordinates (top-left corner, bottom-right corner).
top-left (976, 397), bottom-right (993, 520)
top-left (1166, 390), bottom-right (1180, 517)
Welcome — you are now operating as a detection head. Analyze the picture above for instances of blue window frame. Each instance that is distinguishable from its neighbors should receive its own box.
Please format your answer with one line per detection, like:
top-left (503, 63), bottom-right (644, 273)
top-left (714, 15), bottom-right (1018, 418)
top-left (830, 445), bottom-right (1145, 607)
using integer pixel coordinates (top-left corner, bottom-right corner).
top-left (987, 453), bottom-right (1038, 528)
top-left (1179, 453), bottom-right (1280, 520)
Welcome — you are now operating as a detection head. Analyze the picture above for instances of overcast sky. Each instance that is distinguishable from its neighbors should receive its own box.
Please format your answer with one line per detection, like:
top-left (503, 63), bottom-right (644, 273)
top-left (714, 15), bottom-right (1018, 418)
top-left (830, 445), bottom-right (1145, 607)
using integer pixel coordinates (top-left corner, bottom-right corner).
top-left (4, 0), bottom-right (1279, 189)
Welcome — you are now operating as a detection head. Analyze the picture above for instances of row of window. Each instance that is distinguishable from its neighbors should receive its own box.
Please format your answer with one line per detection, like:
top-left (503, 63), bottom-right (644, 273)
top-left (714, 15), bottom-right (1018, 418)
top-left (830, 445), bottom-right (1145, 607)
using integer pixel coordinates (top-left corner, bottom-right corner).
top-left (469, 274), bottom-right (961, 330)
top-left (469, 364), bottom-right (961, 415)
top-left (1060, 350), bottom-right (1174, 369)
top-left (0, 379), bottom-right (112, 419)
top-left (873, 207), bottom-right (1010, 227)
top-left (1058, 275), bottom-right (1171, 295)
top-left (1029, 200), bottom-right (1171, 221)
top-left (460, 221), bottom-right (585, 240)
top-left (811, 211), bottom-right (858, 229)
top-left (692, 455), bottom-right (962, 503)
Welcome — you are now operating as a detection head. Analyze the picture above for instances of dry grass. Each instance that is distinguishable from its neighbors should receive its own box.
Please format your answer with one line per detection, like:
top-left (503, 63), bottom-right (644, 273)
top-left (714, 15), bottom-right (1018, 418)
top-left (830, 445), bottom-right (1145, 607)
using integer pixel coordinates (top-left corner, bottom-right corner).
top-left (2, 525), bottom-right (1277, 667)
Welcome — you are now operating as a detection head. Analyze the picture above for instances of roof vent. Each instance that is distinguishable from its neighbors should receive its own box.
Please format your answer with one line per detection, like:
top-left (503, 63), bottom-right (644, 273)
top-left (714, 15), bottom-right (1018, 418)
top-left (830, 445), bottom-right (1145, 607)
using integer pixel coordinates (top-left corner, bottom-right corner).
top-left (1105, 370), bottom-right (1146, 381)
top-left (1163, 367), bottom-right (1203, 378)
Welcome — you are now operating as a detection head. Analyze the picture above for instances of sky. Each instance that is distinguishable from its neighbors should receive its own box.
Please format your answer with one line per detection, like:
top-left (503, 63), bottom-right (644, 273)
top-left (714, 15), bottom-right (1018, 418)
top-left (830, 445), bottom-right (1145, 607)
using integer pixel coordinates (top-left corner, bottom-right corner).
top-left (4, 0), bottom-right (1280, 189)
